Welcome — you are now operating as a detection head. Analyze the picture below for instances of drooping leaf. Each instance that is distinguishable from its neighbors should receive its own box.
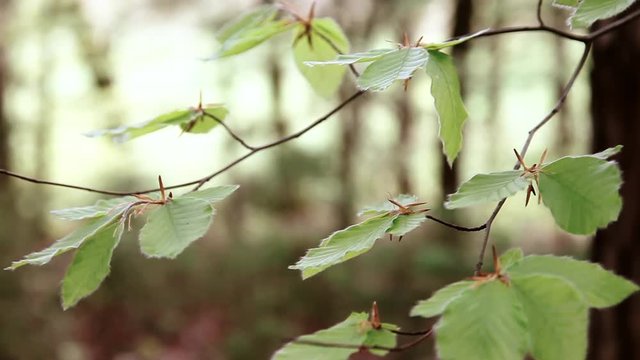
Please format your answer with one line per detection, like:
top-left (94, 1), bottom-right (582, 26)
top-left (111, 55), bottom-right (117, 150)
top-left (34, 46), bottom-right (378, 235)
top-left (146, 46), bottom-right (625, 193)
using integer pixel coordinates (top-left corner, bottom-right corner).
top-left (357, 194), bottom-right (419, 216)
top-left (426, 50), bottom-right (468, 165)
top-left (61, 223), bottom-right (124, 310)
top-left (498, 247), bottom-right (524, 270)
top-left (356, 47), bottom-right (428, 91)
top-left (512, 274), bottom-right (588, 360)
top-left (570, 0), bottom-right (636, 28)
top-left (51, 196), bottom-right (136, 221)
top-left (305, 48), bottom-right (396, 66)
top-left (214, 5), bottom-right (293, 58)
top-left (6, 209), bottom-right (125, 270)
top-left (139, 198), bottom-right (214, 258)
top-left (87, 104), bottom-right (228, 142)
top-left (435, 280), bottom-right (528, 360)
top-left (272, 312), bottom-right (397, 360)
top-left (289, 214), bottom-right (397, 279)
top-left (410, 280), bottom-right (473, 318)
top-left (293, 18), bottom-right (349, 97)
top-left (178, 185), bottom-right (240, 204)
top-left (444, 170), bottom-right (529, 209)
top-left (539, 155), bottom-right (622, 234)
top-left (507, 255), bottom-right (639, 308)
top-left (423, 28), bottom-right (489, 50)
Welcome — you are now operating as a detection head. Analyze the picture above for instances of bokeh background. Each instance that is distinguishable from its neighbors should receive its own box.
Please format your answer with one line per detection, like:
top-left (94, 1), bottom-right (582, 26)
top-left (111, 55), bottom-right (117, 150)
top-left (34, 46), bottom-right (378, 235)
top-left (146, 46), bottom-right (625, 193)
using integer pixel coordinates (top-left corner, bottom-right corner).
top-left (0, 0), bottom-right (638, 359)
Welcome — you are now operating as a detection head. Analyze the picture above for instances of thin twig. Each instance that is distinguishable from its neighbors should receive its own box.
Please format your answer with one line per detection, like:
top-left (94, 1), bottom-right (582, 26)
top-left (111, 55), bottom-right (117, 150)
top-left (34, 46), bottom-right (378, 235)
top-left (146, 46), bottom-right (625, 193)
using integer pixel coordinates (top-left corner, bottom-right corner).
top-left (536, 0), bottom-right (545, 26)
top-left (289, 327), bottom-right (432, 352)
top-left (426, 215), bottom-right (486, 232)
top-left (203, 111), bottom-right (256, 151)
top-left (391, 328), bottom-right (433, 336)
top-left (0, 169), bottom-right (135, 196)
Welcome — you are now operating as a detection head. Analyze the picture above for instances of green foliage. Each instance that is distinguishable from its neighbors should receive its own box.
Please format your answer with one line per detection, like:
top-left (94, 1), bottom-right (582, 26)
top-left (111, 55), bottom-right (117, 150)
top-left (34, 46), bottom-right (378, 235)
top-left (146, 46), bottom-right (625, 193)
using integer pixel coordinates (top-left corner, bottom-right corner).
top-left (61, 223), bottom-right (124, 310)
top-left (444, 170), bottom-right (529, 209)
top-left (412, 249), bottom-right (639, 360)
top-left (357, 194), bottom-right (419, 216)
top-left (423, 29), bottom-right (489, 50)
top-left (555, 0), bottom-right (637, 28)
top-left (88, 104), bottom-right (229, 142)
top-left (426, 50), bottom-right (468, 165)
top-left (272, 312), bottom-right (397, 359)
top-left (356, 48), bottom-right (428, 91)
top-left (293, 18), bottom-right (349, 97)
top-left (306, 48), bottom-right (396, 66)
top-left (50, 196), bottom-right (136, 221)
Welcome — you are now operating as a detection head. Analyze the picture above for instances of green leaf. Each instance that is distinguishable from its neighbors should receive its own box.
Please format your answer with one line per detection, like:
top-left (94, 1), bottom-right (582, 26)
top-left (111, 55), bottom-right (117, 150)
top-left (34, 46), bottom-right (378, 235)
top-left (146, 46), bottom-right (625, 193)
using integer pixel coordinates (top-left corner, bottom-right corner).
top-left (444, 170), bottom-right (529, 209)
top-left (553, 0), bottom-right (580, 8)
top-left (498, 248), bottom-right (524, 270)
top-left (88, 104), bottom-right (228, 142)
top-left (139, 198), bottom-right (214, 259)
top-left (592, 144), bottom-right (622, 160)
top-left (410, 280), bottom-right (473, 318)
top-left (293, 18), bottom-right (349, 97)
top-left (6, 209), bottom-right (125, 270)
top-left (507, 255), bottom-right (639, 308)
top-left (305, 48), bottom-right (396, 66)
top-left (357, 194), bottom-right (418, 216)
top-left (356, 48), bottom-right (428, 91)
top-left (539, 155), bottom-right (622, 234)
top-left (215, 5), bottom-right (293, 58)
top-left (387, 213), bottom-right (427, 237)
top-left (435, 280), bottom-right (528, 360)
top-left (426, 50), bottom-right (468, 165)
top-left (423, 29), bottom-right (489, 50)
top-left (571, 0), bottom-right (636, 28)
top-left (51, 196), bottom-right (136, 221)
top-left (512, 274), bottom-right (588, 360)
top-left (289, 214), bottom-right (397, 279)
top-left (178, 185), bottom-right (239, 204)
top-left (272, 312), bottom-right (397, 360)
top-left (61, 223), bottom-right (124, 310)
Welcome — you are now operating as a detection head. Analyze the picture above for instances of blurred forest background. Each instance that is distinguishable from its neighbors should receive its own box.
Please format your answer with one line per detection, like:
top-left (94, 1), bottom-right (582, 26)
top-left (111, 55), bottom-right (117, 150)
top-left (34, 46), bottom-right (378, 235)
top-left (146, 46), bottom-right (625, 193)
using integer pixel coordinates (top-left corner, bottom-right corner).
top-left (0, 0), bottom-right (638, 359)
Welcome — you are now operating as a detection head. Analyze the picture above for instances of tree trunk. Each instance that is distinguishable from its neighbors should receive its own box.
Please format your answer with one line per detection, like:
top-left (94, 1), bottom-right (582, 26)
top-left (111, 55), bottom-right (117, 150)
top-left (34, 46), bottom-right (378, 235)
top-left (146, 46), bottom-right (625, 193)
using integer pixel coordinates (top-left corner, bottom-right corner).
top-left (588, 5), bottom-right (640, 359)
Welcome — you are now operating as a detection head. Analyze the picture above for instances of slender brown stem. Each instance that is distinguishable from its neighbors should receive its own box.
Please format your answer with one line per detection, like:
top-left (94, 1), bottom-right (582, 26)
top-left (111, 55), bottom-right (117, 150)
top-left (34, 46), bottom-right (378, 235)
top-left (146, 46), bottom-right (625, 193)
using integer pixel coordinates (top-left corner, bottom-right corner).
top-left (203, 111), bottom-right (256, 151)
top-left (426, 215), bottom-right (486, 232)
top-left (536, 0), bottom-right (545, 26)
top-left (290, 327), bottom-right (432, 352)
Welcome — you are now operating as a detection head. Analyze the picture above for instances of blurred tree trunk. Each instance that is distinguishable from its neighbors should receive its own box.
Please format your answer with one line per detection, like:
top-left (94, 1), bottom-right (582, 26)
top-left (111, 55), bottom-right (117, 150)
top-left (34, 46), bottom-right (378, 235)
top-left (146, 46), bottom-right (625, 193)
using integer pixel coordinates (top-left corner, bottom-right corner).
top-left (483, 4), bottom-right (504, 167)
top-left (588, 5), bottom-right (640, 359)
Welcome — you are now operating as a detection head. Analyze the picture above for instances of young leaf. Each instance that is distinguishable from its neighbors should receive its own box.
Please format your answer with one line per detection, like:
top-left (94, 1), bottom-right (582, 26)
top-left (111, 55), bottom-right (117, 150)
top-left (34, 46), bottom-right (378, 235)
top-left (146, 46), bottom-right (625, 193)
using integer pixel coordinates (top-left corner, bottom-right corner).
top-left (423, 28), bottom-right (489, 50)
top-left (570, 0), bottom-right (636, 28)
top-left (444, 170), bottom-right (529, 209)
top-left (511, 274), bottom-right (588, 360)
top-left (305, 48), bottom-right (396, 66)
top-left (410, 280), bottom-right (473, 318)
top-left (539, 155), bottom-right (622, 234)
top-left (507, 255), bottom-right (639, 308)
top-left (357, 194), bottom-right (418, 216)
top-left (87, 104), bottom-right (228, 142)
top-left (498, 247), bottom-right (524, 270)
top-left (178, 185), bottom-right (240, 204)
top-left (435, 280), bottom-right (528, 360)
top-left (272, 312), bottom-right (397, 360)
top-left (289, 214), bottom-right (397, 279)
top-left (6, 209), bottom-right (125, 270)
top-left (426, 50), bottom-right (468, 165)
top-left (293, 18), bottom-right (349, 97)
top-left (356, 47), bottom-right (428, 91)
top-left (61, 223), bottom-right (124, 310)
top-left (139, 198), bottom-right (214, 259)
top-left (592, 144), bottom-right (622, 160)
top-left (214, 5), bottom-right (293, 58)
top-left (387, 213), bottom-right (427, 237)
top-left (50, 196), bottom-right (136, 221)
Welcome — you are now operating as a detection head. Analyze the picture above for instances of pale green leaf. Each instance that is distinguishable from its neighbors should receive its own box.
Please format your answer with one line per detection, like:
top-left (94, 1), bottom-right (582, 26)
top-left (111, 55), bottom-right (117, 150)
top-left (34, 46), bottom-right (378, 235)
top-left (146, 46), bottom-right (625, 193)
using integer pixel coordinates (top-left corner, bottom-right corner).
top-left (410, 280), bottom-right (473, 318)
top-left (444, 170), bottom-right (529, 209)
top-left (356, 48), bottom-right (428, 91)
top-left (539, 156), bottom-right (622, 234)
top-left (426, 50), bottom-right (468, 165)
top-left (499, 248), bottom-right (524, 270)
top-left (6, 209), bottom-right (125, 270)
top-left (592, 144), bottom-right (622, 160)
top-left (139, 198), bottom-right (214, 259)
top-left (272, 312), bottom-right (397, 360)
top-left (305, 48), bottom-right (396, 66)
top-left (423, 29), bottom-right (489, 50)
top-left (293, 18), bottom-right (349, 97)
top-left (553, 0), bottom-right (580, 8)
top-left (289, 214), bottom-right (397, 279)
top-left (435, 280), bottom-right (528, 360)
top-left (61, 223), bottom-right (124, 310)
top-left (215, 5), bottom-right (292, 57)
top-left (507, 255), bottom-right (639, 308)
top-left (357, 194), bottom-right (418, 216)
top-left (178, 185), bottom-right (239, 204)
top-left (512, 274), bottom-right (588, 360)
top-left (88, 105), bottom-right (229, 142)
top-left (387, 213), bottom-right (427, 237)
top-left (51, 196), bottom-right (136, 221)
top-left (571, 0), bottom-right (636, 28)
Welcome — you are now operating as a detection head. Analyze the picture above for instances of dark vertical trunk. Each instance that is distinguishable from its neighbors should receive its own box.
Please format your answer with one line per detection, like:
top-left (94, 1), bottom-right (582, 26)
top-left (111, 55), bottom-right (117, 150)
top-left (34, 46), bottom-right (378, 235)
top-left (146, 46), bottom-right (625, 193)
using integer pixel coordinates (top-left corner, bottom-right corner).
top-left (588, 5), bottom-right (640, 359)
top-left (395, 92), bottom-right (413, 194)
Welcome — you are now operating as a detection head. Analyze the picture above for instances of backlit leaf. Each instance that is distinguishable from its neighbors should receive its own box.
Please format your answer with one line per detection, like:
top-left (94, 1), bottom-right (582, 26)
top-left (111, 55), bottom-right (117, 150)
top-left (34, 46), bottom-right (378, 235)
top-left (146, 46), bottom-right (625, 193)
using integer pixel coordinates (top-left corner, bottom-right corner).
top-left (570, 0), bottom-right (636, 28)
top-left (178, 185), bottom-right (239, 204)
top-left (51, 196), bottom-right (136, 221)
top-left (357, 194), bottom-right (419, 216)
top-left (423, 29), bottom-right (489, 50)
top-left (305, 48), bottom-right (396, 66)
top-left (411, 280), bottom-right (473, 318)
top-left (444, 170), bottom-right (529, 209)
top-left (356, 48), bottom-right (428, 91)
